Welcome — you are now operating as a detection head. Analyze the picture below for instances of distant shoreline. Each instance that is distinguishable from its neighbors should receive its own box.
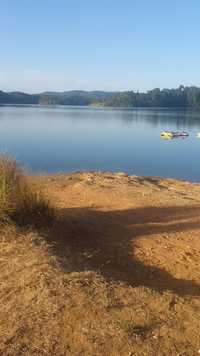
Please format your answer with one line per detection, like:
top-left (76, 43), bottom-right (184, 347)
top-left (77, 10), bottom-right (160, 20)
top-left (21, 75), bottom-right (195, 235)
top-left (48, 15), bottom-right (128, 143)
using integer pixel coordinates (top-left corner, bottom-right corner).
top-left (0, 103), bottom-right (199, 112)
top-left (1, 86), bottom-right (200, 109)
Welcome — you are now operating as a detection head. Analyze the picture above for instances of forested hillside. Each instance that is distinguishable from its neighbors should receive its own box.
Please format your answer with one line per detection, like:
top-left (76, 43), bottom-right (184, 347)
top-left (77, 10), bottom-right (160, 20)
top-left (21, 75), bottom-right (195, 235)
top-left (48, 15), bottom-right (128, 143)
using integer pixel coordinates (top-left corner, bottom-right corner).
top-left (103, 86), bottom-right (200, 108)
top-left (0, 90), bottom-right (115, 106)
top-left (1, 86), bottom-right (200, 108)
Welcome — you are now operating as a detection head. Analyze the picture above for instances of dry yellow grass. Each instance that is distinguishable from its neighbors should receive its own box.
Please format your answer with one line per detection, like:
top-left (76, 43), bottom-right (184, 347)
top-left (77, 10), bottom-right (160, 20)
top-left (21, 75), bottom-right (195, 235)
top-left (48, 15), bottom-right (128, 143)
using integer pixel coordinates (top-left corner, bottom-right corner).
top-left (0, 224), bottom-right (134, 356)
top-left (0, 167), bottom-right (200, 355)
top-left (0, 155), bottom-right (53, 226)
top-left (0, 156), bottom-right (21, 217)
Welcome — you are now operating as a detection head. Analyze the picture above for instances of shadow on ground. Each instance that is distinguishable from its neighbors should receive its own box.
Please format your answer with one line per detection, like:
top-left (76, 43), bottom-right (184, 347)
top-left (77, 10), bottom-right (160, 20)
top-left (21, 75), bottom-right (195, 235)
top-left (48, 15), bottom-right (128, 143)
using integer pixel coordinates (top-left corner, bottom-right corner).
top-left (43, 204), bottom-right (200, 297)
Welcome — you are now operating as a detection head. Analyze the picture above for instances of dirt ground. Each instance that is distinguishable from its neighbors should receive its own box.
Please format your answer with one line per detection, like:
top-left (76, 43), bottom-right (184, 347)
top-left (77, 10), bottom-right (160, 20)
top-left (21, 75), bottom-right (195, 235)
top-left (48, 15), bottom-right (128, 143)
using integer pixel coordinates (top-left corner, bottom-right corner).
top-left (1, 171), bottom-right (200, 355)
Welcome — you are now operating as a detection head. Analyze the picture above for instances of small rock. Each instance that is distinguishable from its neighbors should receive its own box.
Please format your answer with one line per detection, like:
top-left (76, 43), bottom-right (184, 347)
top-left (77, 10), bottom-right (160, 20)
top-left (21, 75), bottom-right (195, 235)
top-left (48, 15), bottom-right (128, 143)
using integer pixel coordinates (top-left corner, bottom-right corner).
top-left (116, 172), bottom-right (128, 177)
top-left (152, 334), bottom-right (158, 339)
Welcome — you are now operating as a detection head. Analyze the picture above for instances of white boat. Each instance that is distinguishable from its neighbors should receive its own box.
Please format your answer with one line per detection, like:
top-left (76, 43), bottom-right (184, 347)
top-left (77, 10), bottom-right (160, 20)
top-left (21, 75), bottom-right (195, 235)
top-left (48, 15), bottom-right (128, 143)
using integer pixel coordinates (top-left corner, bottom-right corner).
top-left (197, 133), bottom-right (200, 138)
top-left (161, 131), bottom-right (189, 139)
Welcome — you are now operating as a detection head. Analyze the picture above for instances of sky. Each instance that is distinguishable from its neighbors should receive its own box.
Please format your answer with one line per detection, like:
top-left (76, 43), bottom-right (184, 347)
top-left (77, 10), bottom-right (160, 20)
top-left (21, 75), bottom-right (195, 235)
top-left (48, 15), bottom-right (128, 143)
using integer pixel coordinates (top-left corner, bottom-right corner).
top-left (0, 0), bottom-right (200, 93)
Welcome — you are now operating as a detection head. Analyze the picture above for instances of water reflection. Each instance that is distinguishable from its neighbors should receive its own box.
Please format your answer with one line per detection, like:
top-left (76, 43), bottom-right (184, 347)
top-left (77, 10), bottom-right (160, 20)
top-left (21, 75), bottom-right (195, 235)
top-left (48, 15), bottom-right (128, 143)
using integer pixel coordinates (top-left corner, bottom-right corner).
top-left (115, 107), bottom-right (200, 129)
top-left (0, 105), bottom-right (200, 181)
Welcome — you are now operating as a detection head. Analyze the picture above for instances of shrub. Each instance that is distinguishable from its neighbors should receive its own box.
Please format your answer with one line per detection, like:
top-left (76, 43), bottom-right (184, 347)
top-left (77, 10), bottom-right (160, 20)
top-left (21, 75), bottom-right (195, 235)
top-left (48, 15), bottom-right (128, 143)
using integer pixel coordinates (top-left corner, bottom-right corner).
top-left (0, 155), bottom-right (54, 227)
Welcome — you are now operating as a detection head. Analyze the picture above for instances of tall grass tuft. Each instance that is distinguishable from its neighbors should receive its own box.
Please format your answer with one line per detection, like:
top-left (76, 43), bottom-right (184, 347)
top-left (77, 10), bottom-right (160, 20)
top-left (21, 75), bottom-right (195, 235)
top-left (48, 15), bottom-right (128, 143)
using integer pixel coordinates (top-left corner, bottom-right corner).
top-left (0, 155), bottom-right (54, 227)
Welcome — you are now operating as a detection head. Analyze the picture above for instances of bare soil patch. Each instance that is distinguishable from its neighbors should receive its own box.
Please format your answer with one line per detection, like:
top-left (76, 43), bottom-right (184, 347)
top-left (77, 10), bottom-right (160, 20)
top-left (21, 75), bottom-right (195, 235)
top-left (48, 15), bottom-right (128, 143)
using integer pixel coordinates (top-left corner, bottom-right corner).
top-left (1, 172), bottom-right (200, 355)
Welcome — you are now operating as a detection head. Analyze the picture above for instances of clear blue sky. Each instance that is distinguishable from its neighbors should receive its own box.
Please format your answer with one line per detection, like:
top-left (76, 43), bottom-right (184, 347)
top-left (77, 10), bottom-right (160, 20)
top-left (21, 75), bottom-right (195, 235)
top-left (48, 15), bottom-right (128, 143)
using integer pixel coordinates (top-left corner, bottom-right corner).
top-left (1, 0), bottom-right (200, 93)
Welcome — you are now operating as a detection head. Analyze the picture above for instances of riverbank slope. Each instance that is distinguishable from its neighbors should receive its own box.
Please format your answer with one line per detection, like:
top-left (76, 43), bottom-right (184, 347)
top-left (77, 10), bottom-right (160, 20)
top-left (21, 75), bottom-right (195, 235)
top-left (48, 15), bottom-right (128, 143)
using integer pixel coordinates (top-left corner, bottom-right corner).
top-left (1, 171), bottom-right (200, 355)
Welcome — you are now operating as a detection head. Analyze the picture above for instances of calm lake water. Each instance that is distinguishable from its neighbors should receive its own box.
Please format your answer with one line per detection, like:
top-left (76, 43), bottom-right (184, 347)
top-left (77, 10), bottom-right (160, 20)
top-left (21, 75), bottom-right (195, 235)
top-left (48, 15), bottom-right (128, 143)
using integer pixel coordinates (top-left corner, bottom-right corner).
top-left (1, 105), bottom-right (200, 181)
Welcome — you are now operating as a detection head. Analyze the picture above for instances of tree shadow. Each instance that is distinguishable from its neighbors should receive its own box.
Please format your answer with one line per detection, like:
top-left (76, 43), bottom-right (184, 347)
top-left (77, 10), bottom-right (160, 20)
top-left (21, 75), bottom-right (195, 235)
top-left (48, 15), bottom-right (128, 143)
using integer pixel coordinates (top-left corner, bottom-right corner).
top-left (45, 204), bottom-right (200, 297)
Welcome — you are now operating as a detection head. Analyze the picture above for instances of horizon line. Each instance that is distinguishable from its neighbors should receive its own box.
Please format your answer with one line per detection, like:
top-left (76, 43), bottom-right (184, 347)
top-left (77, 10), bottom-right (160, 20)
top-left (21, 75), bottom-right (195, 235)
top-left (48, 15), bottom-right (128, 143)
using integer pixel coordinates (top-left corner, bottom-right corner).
top-left (1, 84), bottom-right (198, 95)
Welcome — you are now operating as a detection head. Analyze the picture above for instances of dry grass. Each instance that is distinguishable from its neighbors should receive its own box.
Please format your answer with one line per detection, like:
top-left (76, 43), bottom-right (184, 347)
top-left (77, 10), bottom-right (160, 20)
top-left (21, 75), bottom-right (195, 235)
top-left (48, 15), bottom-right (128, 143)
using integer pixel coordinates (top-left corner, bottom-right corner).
top-left (0, 155), bottom-right (53, 226)
top-left (0, 225), bottom-right (164, 356)
top-left (0, 156), bottom-right (20, 218)
top-left (0, 169), bottom-right (200, 355)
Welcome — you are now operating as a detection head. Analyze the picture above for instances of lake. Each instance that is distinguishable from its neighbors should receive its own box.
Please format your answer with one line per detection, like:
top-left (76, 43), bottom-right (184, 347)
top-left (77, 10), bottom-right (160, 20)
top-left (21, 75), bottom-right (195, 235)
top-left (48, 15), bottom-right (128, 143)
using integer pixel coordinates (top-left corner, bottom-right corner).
top-left (0, 105), bottom-right (200, 181)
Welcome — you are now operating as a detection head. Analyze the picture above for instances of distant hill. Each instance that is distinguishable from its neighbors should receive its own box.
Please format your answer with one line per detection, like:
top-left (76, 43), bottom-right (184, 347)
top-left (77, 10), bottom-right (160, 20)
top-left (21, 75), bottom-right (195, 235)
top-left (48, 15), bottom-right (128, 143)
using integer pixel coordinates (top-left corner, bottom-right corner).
top-left (42, 90), bottom-right (116, 98)
top-left (1, 86), bottom-right (200, 108)
top-left (0, 91), bottom-right (39, 104)
top-left (39, 90), bottom-right (117, 105)
top-left (0, 90), bottom-right (117, 106)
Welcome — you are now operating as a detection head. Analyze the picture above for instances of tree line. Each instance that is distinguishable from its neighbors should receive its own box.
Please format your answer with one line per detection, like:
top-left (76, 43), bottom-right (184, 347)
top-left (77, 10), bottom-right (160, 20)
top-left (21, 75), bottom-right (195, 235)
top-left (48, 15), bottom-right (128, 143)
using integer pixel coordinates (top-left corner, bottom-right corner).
top-left (102, 86), bottom-right (200, 108)
top-left (1, 86), bottom-right (200, 108)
